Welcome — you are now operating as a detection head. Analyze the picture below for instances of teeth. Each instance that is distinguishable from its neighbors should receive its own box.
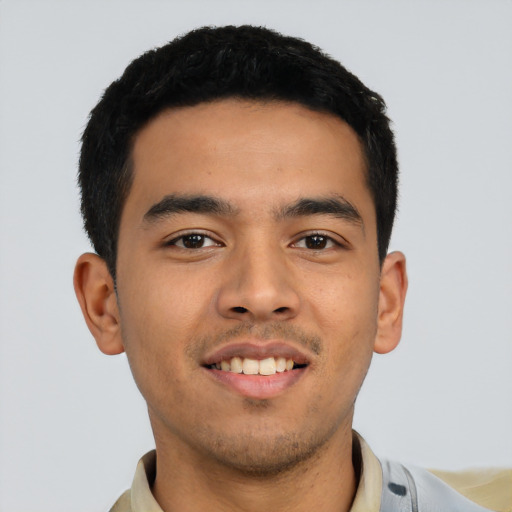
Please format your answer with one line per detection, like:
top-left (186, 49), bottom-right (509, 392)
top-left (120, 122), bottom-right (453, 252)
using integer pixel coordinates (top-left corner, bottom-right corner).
top-left (276, 357), bottom-right (287, 373)
top-left (230, 356), bottom-right (243, 373)
top-left (212, 356), bottom-right (298, 375)
top-left (259, 357), bottom-right (276, 376)
top-left (242, 358), bottom-right (259, 375)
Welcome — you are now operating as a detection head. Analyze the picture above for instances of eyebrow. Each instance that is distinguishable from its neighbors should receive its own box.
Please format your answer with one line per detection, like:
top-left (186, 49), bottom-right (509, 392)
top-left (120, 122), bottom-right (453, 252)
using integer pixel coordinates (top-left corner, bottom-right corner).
top-left (278, 196), bottom-right (364, 227)
top-left (143, 194), bottom-right (239, 223)
top-left (143, 193), bottom-right (363, 229)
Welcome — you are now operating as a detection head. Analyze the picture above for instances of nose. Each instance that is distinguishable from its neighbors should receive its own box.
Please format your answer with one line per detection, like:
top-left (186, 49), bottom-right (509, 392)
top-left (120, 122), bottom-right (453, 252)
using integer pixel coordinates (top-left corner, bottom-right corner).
top-left (216, 245), bottom-right (301, 323)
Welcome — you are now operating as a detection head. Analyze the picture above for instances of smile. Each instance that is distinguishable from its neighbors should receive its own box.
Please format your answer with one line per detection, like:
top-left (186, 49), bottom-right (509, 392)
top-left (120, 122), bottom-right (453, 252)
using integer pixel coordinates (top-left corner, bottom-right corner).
top-left (205, 356), bottom-right (307, 375)
top-left (202, 342), bottom-right (311, 399)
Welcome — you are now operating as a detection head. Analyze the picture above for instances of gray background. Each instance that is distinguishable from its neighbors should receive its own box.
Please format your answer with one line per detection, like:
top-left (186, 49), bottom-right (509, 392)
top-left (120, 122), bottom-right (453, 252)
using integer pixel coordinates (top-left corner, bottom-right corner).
top-left (1, 1), bottom-right (511, 511)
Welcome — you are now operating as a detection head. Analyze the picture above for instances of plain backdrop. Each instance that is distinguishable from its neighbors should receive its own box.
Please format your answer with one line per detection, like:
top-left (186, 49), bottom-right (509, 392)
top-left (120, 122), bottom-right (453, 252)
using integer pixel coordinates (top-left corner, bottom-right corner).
top-left (0, 1), bottom-right (511, 511)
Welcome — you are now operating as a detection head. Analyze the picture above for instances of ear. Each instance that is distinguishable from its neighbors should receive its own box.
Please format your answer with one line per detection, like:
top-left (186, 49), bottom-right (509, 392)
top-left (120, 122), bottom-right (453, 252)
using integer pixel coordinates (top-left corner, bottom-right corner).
top-left (73, 253), bottom-right (124, 355)
top-left (374, 251), bottom-right (408, 355)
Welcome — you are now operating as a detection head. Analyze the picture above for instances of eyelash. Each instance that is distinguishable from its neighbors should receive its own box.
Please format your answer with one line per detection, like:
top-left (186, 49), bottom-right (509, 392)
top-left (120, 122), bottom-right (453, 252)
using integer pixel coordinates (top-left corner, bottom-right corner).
top-left (292, 232), bottom-right (345, 251)
top-left (165, 232), bottom-right (222, 249)
top-left (165, 231), bottom-right (345, 251)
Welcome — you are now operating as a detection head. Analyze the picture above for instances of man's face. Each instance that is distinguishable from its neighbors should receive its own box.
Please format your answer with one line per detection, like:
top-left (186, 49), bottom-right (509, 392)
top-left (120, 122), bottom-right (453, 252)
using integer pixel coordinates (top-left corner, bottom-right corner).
top-left (115, 99), bottom-right (384, 473)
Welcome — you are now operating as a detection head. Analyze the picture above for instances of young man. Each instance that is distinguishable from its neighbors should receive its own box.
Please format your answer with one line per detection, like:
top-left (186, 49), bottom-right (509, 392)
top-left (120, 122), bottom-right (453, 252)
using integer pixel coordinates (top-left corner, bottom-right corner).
top-left (74, 26), bottom-right (510, 512)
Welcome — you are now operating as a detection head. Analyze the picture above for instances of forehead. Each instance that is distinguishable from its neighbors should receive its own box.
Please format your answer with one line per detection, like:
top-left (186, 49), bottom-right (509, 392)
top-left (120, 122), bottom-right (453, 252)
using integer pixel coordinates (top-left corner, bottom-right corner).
top-left (125, 99), bottom-right (373, 224)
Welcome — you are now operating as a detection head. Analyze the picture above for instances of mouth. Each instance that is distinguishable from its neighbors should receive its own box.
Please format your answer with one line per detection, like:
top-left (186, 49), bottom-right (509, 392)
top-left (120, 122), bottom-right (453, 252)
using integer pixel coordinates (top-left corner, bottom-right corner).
top-left (201, 342), bottom-right (311, 399)
top-left (204, 356), bottom-right (308, 375)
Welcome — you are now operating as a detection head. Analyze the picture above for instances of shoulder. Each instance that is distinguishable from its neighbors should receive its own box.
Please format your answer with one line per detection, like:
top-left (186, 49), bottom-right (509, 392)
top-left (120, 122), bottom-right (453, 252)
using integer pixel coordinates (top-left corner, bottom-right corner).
top-left (429, 467), bottom-right (512, 512)
top-left (381, 459), bottom-right (511, 512)
top-left (109, 489), bottom-right (131, 512)
top-left (107, 450), bottom-right (160, 512)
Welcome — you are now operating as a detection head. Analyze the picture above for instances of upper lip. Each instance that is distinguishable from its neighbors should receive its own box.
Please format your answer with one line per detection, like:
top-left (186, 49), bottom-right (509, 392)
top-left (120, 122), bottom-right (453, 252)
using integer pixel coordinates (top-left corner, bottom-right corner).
top-left (202, 340), bottom-right (312, 366)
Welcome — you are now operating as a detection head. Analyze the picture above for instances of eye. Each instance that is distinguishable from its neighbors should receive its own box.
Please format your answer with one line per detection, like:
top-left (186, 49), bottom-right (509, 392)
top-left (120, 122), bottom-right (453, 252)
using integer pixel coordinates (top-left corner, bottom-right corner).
top-left (167, 233), bottom-right (221, 249)
top-left (294, 234), bottom-right (338, 250)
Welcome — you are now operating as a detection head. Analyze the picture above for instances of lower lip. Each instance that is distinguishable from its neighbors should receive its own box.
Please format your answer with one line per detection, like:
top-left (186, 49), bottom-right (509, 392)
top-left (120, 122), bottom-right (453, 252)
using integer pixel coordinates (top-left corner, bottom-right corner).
top-left (204, 367), bottom-right (307, 399)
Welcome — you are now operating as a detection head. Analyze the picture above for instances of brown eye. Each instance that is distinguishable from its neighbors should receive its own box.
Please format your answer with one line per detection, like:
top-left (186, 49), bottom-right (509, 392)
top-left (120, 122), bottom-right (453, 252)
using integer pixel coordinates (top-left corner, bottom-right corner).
top-left (182, 234), bottom-right (206, 248)
top-left (305, 235), bottom-right (329, 249)
top-left (293, 234), bottom-right (339, 250)
top-left (169, 234), bottom-right (219, 249)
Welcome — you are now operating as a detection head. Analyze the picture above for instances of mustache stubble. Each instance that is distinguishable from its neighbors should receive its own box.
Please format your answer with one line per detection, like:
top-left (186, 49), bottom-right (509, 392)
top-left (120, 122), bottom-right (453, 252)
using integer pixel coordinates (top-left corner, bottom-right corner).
top-left (186, 322), bottom-right (322, 361)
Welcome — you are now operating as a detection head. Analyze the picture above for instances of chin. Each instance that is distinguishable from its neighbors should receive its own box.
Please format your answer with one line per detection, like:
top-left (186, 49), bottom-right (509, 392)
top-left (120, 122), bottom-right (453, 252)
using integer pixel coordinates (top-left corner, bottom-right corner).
top-left (194, 422), bottom-right (335, 478)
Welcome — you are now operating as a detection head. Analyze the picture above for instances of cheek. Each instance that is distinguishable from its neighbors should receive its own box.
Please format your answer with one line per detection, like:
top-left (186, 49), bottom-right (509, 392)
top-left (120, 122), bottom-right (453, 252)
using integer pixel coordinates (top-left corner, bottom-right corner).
top-left (307, 264), bottom-right (380, 331)
top-left (119, 259), bottom-right (213, 334)
top-left (305, 267), bottom-right (379, 375)
top-left (116, 265), bottom-right (213, 389)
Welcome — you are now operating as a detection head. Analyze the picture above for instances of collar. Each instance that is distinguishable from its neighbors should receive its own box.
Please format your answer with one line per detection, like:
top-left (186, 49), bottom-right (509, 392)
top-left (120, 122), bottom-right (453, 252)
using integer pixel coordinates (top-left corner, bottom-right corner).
top-left (123, 432), bottom-right (382, 512)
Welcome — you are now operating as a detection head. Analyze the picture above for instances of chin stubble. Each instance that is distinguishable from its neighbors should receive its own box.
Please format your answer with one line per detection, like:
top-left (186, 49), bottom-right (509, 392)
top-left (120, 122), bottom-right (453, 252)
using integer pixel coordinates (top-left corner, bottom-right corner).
top-left (190, 401), bottom-right (347, 479)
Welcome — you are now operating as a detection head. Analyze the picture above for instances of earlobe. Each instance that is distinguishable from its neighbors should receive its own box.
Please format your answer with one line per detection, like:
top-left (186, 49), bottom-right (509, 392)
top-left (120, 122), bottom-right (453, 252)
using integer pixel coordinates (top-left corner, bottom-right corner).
top-left (73, 253), bottom-right (124, 355)
top-left (374, 251), bottom-right (408, 355)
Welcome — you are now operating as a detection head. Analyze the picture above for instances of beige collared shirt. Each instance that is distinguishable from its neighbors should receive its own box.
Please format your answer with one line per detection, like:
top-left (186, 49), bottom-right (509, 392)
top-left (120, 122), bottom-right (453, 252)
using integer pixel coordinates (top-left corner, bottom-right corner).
top-left (109, 434), bottom-right (511, 512)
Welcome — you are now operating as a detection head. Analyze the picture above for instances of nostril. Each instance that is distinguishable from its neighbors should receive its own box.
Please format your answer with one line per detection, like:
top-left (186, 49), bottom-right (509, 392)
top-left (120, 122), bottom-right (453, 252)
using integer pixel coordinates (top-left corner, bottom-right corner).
top-left (274, 307), bottom-right (289, 314)
top-left (232, 306), bottom-right (248, 313)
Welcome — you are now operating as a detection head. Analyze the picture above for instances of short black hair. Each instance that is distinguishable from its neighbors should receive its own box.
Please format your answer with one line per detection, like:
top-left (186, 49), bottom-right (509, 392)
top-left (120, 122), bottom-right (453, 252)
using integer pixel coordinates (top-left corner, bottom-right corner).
top-left (79, 25), bottom-right (398, 278)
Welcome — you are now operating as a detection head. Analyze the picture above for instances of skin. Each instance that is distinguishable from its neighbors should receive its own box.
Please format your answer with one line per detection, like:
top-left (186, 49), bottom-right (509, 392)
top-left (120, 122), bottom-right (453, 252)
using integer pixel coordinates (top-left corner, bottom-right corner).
top-left (74, 99), bottom-right (407, 512)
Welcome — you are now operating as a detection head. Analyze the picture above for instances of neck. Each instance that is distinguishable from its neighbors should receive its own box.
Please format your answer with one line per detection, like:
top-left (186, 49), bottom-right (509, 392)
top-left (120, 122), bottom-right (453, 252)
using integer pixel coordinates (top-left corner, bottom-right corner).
top-left (151, 425), bottom-right (358, 512)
